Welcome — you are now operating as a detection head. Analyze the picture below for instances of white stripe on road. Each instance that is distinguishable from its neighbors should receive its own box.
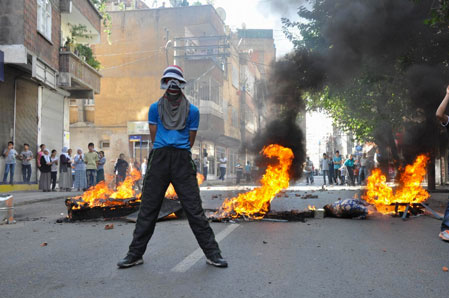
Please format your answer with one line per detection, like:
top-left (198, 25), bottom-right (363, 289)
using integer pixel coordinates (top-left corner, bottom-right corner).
top-left (171, 224), bottom-right (240, 273)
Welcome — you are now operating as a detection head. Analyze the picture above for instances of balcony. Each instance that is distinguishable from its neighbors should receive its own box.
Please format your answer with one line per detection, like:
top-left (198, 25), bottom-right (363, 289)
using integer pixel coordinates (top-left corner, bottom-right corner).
top-left (58, 51), bottom-right (101, 99)
top-left (60, 0), bottom-right (101, 43)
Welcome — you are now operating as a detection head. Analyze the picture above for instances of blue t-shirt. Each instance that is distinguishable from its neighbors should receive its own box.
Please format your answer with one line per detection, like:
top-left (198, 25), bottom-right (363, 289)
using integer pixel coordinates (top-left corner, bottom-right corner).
top-left (333, 156), bottom-right (342, 169)
top-left (148, 102), bottom-right (199, 150)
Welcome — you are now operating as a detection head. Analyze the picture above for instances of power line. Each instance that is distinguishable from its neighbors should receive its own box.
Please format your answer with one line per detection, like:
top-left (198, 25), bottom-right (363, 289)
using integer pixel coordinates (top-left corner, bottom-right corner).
top-left (101, 52), bottom-right (161, 70)
top-left (95, 48), bottom-right (163, 57)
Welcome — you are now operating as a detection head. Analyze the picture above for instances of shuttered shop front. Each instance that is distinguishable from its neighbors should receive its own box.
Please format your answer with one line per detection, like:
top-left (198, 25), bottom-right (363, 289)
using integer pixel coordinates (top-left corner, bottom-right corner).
top-left (41, 88), bottom-right (64, 153)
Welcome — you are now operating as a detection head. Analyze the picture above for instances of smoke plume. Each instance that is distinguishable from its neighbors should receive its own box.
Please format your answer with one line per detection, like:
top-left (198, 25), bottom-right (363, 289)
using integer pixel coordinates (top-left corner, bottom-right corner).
top-left (251, 0), bottom-right (449, 179)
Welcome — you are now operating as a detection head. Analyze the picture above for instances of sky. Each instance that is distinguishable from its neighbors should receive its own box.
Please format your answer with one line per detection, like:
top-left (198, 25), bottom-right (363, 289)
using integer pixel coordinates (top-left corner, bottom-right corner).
top-left (143, 0), bottom-right (300, 58)
top-left (213, 0), bottom-right (297, 57)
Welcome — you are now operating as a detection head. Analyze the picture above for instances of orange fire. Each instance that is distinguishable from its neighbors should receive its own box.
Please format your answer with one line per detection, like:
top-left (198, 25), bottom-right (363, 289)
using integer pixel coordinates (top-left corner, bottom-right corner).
top-left (71, 169), bottom-right (205, 209)
top-left (214, 144), bottom-right (294, 219)
top-left (72, 169), bottom-right (141, 209)
top-left (362, 154), bottom-right (430, 214)
top-left (165, 173), bottom-right (205, 199)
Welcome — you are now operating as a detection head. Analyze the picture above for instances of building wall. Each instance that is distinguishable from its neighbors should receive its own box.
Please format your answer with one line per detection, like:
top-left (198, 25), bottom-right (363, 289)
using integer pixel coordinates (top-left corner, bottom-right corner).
top-left (15, 78), bottom-right (39, 154)
top-left (222, 49), bottom-right (241, 141)
top-left (71, 6), bottom-right (274, 178)
top-left (92, 5), bottom-right (227, 127)
top-left (0, 65), bottom-right (19, 149)
top-left (71, 0), bottom-right (102, 33)
top-left (0, 0), bottom-right (25, 45)
top-left (24, 0), bottom-right (61, 70)
top-left (41, 87), bottom-right (65, 154)
top-left (0, 67), bottom-right (40, 184)
top-left (70, 125), bottom-right (129, 174)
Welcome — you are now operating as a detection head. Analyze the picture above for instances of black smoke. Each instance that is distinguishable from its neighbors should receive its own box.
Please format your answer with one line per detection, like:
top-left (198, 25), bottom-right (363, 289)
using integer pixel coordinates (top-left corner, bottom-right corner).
top-left (251, 0), bottom-right (449, 180)
top-left (249, 49), bottom-right (326, 180)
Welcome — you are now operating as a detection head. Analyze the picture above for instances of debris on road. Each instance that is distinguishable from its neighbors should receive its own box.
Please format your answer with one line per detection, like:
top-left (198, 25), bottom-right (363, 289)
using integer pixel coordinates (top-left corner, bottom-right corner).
top-left (40, 242), bottom-right (47, 247)
top-left (208, 209), bottom-right (314, 222)
top-left (105, 224), bottom-right (114, 230)
top-left (126, 197), bottom-right (183, 223)
top-left (443, 266), bottom-right (448, 272)
top-left (296, 194), bottom-right (319, 199)
top-left (314, 208), bottom-right (325, 219)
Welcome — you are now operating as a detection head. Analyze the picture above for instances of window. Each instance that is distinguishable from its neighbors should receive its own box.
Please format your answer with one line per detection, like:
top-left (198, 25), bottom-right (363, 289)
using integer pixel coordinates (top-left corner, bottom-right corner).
top-left (100, 141), bottom-right (110, 149)
top-left (37, 0), bottom-right (52, 41)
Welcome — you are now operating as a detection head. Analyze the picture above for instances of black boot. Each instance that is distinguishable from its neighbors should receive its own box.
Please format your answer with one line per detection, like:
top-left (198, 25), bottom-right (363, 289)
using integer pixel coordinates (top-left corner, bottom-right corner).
top-left (117, 254), bottom-right (144, 269)
top-left (206, 253), bottom-right (228, 268)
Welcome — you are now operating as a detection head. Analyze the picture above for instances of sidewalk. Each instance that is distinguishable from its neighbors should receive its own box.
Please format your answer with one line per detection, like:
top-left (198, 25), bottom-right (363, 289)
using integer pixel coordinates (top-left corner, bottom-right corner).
top-left (3, 190), bottom-right (82, 207)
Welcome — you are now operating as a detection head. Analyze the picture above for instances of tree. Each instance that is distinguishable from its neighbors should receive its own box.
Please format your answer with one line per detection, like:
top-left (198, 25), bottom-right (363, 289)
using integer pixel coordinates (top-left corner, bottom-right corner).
top-left (169, 0), bottom-right (190, 7)
top-left (282, 0), bottom-right (449, 188)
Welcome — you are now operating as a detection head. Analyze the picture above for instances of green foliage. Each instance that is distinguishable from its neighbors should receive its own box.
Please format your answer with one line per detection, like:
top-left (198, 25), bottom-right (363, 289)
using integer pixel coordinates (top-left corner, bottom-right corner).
top-left (67, 23), bottom-right (101, 71)
top-left (170, 0), bottom-right (190, 7)
top-left (283, 0), bottom-right (449, 144)
top-left (192, 1), bottom-right (202, 5)
top-left (91, 0), bottom-right (113, 44)
top-left (75, 44), bottom-right (101, 71)
top-left (69, 24), bottom-right (91, 42)
top-left (425, 0), bottom-right (449, 26)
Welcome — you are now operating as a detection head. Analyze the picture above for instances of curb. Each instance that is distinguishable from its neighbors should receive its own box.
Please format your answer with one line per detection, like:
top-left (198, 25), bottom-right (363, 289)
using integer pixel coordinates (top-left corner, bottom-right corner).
top-left (0, 184), bottom-right (39, 192)
top-left (15, 196), bottom-right (73, 207)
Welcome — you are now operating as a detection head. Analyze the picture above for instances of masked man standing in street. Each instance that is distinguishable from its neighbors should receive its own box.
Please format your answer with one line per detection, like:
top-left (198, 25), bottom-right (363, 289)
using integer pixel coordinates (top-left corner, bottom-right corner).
top-left (117, 66), bottom-right (227, 268)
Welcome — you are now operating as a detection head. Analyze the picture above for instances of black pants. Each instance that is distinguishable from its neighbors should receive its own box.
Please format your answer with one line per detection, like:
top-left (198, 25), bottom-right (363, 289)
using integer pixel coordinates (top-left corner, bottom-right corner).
top-left (236, 171), bottom-right (243, 184)
top-left (203, 166), bottom-right (208, 180)
top-left (51, 171), bottom-right (57, 190)
top-left (128, 148), bottom-right (220, 258)
top-left (347, 166), bottom-right (355, 186)
top-left (219, 167), bottom-right (226, 181)
top-left (334, 169), bottom-right (342, 184)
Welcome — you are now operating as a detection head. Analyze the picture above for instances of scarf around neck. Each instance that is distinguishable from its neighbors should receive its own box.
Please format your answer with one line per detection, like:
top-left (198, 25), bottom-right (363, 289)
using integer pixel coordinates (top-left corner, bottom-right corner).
top-left (43, 154), bottom-right (51, 163)
top-left (158, 92), bottom-right (190, 130)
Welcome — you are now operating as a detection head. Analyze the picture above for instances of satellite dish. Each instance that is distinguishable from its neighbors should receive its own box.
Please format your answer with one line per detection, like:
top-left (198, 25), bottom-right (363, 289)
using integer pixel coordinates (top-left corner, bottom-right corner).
top-left (216, 7), bottom-right (227, 22)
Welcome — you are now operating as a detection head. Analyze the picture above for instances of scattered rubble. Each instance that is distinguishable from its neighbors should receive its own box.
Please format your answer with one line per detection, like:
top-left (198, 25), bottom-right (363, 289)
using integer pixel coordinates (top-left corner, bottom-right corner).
top-left (104, 224), bottom-right (114, 230)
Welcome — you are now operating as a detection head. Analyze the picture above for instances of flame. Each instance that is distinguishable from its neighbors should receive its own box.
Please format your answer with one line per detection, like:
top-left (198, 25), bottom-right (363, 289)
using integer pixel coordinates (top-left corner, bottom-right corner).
top-left (71, 169), bottom-right (141, 209)
top-left (308, 205), bottom-right (316, 211)
top-left (164, 213), bottom-right (177, 219)
top-left (165, 173), bottom-right (205, 199)
top-left (214, 144), bottom-right (294, 219)
top-left (362, 154), bottom-right (429, 214)
top-left (71, 169), bottom-right (205, 209)
top-left (110, 169), bottom-right (141, 199)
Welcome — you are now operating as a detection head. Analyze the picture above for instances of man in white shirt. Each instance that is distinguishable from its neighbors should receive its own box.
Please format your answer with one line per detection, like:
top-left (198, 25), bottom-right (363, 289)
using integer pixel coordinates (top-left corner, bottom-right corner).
top-left (141, 158), bottom-right (147, 180)
top-left (320, 153), bottom-right (329, 185)
top-left (203, 153), bottom-right (209, 180)
top-left (218, 153), bottom-right (227, 181)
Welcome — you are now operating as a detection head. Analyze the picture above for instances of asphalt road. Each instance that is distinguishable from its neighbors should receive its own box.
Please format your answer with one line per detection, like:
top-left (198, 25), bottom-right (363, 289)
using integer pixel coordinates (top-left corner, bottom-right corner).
top-left (1, 181), bottom-right (449, 298)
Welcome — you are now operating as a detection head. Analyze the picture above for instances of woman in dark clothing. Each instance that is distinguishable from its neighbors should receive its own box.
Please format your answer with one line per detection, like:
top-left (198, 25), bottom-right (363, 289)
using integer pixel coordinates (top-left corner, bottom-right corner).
top-left (39, 149), bottom-right (52, 192)
top-left (114, 153), bottom-right (129, 186)
top-left (59, 147), bottom-right (72, 191)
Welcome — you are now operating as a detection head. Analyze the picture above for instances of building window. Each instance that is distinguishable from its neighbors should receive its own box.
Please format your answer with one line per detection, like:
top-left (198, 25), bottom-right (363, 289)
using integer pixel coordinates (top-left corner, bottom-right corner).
top-left (100, 141), bottom-right (110, 149)
top-left (37, 0), bottom-right (52, 41)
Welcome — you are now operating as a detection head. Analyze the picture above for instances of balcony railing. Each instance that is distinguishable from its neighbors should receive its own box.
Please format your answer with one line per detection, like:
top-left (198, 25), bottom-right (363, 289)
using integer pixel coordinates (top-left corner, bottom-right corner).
top-left (59, 51), bottom-right (101, 98)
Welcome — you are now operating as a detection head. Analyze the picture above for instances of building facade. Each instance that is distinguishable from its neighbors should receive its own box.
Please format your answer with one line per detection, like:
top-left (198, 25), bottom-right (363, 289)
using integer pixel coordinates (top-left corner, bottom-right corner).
top-left (0, 0), bottom-right (101, 184)
top-left (69, 4), bottom-right (275, 179)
